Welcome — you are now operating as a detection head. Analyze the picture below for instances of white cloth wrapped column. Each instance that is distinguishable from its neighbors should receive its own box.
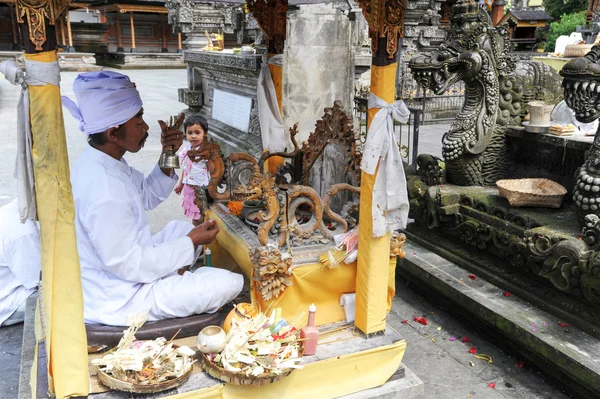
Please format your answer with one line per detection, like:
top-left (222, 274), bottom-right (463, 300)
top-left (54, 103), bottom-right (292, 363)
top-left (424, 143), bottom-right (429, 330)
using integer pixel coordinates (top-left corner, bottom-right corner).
top-left (257, 54), bottom-right (286, 152)
top-left (360, 93), bottom-right (410, 237)
top-left (0, 59), bottom-right (61, 222)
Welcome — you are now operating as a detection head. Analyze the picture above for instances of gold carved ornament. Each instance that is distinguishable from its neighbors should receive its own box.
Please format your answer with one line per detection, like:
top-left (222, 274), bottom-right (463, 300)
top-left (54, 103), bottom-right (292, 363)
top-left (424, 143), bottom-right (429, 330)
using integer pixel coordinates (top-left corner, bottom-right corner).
top-left (251, 246), bottom-right (293, 301)
top-left (357, 0), bottom-right (405, 58)
top-left (16, 0), bottom-right (71, 50)
top-left (246, 0), bottom-right (288, 54)
top-left (390, 232), bottom-right (406, 259)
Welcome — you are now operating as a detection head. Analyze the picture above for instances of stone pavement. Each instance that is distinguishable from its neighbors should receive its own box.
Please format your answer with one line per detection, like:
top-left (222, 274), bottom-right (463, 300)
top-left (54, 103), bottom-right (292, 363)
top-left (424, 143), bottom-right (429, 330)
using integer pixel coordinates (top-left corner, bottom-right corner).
top-left (0, 69), bottom-right (567, 398)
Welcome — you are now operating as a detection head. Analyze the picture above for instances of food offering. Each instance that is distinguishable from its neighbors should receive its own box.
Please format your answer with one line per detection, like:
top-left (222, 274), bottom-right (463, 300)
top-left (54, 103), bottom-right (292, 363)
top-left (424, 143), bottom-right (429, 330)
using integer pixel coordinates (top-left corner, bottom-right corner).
top-left (92, 314), bottom-right (196, 393)
top-left (200, 311), bottom-right (304, 386)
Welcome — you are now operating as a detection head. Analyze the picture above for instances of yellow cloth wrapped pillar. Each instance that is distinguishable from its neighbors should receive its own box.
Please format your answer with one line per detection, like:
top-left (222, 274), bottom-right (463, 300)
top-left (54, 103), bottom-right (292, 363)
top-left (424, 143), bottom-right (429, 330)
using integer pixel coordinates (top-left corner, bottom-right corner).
top-left (26, 51), bottom-right (90, 398)
top-left (355, 62), bottom-right (397, 335)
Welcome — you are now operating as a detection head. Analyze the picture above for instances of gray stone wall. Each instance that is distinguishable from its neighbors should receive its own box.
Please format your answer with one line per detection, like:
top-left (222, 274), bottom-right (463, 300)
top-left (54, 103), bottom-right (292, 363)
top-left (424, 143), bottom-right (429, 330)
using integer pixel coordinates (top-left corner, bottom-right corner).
top-left (283, 4), bottom-right (354, 143)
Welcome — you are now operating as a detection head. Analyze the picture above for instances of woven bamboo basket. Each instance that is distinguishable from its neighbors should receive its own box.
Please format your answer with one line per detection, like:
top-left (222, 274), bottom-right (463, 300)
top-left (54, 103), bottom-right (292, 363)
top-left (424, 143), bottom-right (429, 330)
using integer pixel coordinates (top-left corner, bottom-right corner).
top-left (198, 351), bottom-right (299, 386)
top-left (496, 178), bottom-right (567, 208)
top-left (97, 364), bottom-right (193, 393)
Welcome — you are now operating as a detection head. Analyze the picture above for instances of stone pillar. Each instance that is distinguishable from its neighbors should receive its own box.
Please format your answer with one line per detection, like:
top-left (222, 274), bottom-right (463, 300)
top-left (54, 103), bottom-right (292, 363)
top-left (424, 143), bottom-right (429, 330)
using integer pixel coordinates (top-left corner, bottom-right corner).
top-left (161, 14), bottom-right (169, 52)
top-left (283, 3), bottom-right (353, 143)
top-left (10, 5), bottom-right (20, 50)
top-left (129, 12), bottom-right (136, 52)
top-left (165, 0), bottom-right (241, 51)
top-left (183, 32), bottom-right (209, 51)
top-left (351, 7), bottom-right (371, 83)
top-left (398, 0), bottom-right (446, 98)
top-left (66, 10), bottom-right (76, 52)
top-left (116, 14), bottom-right (124, 52)
top-left (492, 0), bottom-right (505, 26)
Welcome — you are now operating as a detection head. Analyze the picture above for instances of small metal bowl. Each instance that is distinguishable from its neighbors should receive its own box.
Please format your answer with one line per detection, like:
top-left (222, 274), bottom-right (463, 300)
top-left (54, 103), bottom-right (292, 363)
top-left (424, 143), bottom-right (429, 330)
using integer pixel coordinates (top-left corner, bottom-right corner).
top-left (522, 121), bottom-right (550, 134)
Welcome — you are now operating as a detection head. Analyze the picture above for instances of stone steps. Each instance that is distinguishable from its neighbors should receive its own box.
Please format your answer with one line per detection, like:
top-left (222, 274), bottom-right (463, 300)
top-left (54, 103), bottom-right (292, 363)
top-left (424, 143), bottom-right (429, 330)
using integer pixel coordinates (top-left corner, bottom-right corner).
top-left (398, 240), bottom-right (600, 399)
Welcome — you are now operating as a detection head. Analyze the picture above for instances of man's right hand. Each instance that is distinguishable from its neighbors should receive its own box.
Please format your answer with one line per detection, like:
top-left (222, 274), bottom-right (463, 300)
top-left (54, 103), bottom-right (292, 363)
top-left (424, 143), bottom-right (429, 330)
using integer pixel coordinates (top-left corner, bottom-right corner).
top-left (187, 219), bottom-right (219, 247)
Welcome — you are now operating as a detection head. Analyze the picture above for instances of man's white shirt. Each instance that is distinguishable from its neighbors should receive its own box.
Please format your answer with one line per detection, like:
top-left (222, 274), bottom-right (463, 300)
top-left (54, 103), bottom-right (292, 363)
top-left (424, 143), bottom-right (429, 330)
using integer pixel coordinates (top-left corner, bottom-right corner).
top-left (0, 199), bottom-right (40, 325)
top-left (71, 146), bottom-right (196, 325)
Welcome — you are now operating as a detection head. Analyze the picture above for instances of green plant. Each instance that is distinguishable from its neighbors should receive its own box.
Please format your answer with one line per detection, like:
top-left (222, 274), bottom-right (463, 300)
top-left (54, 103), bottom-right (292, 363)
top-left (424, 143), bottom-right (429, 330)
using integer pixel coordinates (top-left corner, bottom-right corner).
top-left (544, 11), bottom-right (586, 52)
top-left (543, 0), bottom-right (588, 20)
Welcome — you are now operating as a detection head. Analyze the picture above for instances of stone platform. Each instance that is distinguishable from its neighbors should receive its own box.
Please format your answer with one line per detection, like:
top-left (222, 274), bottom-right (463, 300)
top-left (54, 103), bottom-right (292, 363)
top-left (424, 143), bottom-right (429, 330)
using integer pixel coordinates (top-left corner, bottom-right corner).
top-left (407, 184), bottom-right (600, 339)
top-left (95, 52), bottom-right (186, 70)
top-left (0, 51), bottom-right (102, 72)
top-left (17, 291), bottom-right (423, 399)
top-left (398, 240), bottom-right (600, 399)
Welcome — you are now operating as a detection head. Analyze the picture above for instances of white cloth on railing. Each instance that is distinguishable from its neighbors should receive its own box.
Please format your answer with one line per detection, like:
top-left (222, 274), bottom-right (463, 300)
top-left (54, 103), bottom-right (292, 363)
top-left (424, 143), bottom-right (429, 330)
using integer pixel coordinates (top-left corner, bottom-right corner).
top-left (361, 92), bottom-right (410, 238)
top-left (257, 54), bottom-right (286, 152)
top-left (0, 59), bottom-right (60, 222)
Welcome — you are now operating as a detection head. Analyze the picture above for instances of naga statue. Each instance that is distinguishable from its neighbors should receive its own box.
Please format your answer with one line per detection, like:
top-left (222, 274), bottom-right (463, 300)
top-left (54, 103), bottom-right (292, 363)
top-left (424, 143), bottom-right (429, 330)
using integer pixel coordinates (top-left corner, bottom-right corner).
top-left (408, 0), bottom-right (561, 186)
top-left (561, 45), bottom-right (600, 225)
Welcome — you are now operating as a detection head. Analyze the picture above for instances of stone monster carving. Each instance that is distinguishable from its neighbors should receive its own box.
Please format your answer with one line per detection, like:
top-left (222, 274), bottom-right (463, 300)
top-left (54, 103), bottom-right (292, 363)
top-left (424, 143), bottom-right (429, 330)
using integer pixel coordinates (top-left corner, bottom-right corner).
top-left (561, 45), bottom-right (600, 224)
top-left (408, 0), bottom-right (561, 186)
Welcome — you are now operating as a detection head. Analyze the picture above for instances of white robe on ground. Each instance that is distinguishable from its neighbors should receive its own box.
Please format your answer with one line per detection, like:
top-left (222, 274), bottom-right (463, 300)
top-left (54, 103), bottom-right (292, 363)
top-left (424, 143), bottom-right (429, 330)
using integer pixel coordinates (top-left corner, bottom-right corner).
top-left (0, 199), bottom-right (40, 326)
top-left (71, 146), bottom-right (243, 326)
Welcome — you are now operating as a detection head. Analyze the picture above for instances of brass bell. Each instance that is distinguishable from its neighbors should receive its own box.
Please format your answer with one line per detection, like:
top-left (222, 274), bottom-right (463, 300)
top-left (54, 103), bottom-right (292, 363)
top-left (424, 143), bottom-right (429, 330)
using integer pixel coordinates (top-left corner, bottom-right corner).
top-left (159, 147), bottom-right (180, 169)
top-left (158, 114), bottom-right (183, 169)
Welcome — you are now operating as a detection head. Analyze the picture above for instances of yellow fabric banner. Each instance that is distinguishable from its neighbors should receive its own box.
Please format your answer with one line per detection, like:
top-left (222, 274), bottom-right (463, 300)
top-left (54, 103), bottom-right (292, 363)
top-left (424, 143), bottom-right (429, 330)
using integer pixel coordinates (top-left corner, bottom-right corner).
top-left (208, 208), bottom-right (357, 326)
top-left (26, 51), bottom-right (90, 398)
top-left (355, 63), bottom-right (398, 334)
top-left (158, 339), bottom-right (406, 399)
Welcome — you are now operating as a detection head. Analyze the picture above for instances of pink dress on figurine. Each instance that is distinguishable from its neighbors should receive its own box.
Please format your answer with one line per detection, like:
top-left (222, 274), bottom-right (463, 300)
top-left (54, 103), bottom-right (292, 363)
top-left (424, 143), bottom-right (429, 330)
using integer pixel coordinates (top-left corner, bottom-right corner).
top-left (179, 146), bottom-right (209, 220)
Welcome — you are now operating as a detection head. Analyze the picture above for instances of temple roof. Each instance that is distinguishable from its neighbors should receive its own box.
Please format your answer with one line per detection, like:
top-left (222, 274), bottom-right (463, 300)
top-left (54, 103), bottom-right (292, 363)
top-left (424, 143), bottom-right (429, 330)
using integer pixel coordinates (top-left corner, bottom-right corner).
top-left (505, 9), bottom-right (552, 21)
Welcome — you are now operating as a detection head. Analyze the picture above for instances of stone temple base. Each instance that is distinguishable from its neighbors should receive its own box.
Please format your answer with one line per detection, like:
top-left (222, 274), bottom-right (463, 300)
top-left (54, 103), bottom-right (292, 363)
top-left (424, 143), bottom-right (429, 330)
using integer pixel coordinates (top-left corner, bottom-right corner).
top-left (407, 184), bottom-right (600, 339)
top-left (398, 240), bottom-right (600, 399)
top-left (0, 51), bottom-right (102, 72)
top-left (95, 52), bottom-right (186, 69)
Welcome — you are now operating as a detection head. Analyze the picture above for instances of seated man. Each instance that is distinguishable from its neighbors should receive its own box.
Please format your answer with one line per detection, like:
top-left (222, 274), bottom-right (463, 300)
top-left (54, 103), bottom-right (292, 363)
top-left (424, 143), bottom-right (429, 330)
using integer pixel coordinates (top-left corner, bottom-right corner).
top-left (63, 71), bottom-right (243, 326)
top-left (0, 199), bottom-right (40, 327)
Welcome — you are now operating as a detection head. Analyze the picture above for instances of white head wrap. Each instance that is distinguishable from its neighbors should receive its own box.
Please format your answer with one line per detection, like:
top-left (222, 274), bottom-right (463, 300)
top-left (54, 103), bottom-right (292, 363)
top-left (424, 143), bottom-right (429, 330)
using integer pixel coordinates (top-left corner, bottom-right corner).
top-left (62, 71), bottom-right (143, 135)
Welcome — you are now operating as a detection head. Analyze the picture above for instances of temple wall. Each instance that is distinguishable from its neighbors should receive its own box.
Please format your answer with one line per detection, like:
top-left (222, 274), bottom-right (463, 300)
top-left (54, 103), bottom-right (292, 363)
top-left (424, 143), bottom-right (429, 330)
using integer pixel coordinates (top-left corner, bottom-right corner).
top-left (105, 13), bottom-right (180, 53)
top-left (283, 3), bottom-right (353, 143)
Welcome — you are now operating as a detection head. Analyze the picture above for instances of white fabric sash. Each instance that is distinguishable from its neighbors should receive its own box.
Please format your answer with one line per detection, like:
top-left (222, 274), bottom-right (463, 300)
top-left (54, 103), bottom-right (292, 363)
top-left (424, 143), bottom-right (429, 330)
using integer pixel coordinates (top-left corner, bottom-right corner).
top-left (361, 93), bottom-right (410, 238)
top-left (257, 54), bottom-right (286, 152)
top-left (1, 59), bottom-right (60, 222)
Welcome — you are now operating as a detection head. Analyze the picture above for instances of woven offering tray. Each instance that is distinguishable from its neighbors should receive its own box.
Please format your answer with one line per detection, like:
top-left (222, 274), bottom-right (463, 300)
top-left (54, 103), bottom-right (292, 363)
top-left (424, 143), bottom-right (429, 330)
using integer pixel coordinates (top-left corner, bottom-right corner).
top-left (496, 178), bottom-right (567, 208)
top-left (198, 350), bottom-right (298, 386)
top-left (97, 364), bottom-right (193, 394)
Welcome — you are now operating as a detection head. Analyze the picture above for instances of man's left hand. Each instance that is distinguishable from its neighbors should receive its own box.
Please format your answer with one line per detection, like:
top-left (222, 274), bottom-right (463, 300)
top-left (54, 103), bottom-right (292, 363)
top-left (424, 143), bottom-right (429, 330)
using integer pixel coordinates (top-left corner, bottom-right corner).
top-left (158, 113), bottom-right (185, 153)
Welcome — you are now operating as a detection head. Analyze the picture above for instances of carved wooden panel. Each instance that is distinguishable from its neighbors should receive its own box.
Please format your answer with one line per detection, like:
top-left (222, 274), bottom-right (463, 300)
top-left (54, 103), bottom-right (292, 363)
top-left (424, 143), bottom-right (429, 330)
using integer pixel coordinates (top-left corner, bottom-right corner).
top-left (246, 0), bottom-right (287, 54)
top-left (16, 0), bottom-right (70, 50)
top-left (357, 0), bottom-right (405, 58)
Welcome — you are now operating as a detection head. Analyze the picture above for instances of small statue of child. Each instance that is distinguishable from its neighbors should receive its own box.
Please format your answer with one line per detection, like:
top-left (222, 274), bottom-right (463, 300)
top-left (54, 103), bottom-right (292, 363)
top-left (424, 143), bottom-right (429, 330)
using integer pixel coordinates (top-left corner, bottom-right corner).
top-left (175, 115), bottom-right (210, 225)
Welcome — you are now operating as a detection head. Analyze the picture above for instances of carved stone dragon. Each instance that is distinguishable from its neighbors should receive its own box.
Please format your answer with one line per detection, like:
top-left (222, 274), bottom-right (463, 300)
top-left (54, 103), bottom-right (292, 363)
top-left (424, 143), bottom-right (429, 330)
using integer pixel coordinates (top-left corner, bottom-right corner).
top-left (408, 0), bottom-right (561, 186)
top-left (561, 45), bottom-right (600, 224)
top-left (188, 102), bottom-right (363, 248)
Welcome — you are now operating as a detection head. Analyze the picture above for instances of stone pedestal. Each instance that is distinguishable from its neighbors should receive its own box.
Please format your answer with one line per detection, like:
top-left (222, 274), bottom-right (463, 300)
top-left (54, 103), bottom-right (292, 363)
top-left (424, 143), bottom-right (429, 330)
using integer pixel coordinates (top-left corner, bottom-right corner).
top-left (283, 4), bottom-right (353, 143)
top-left (179, 51), bottom-right (263, 157)
top-left (95, 52), bottom-right (185, 69)
top-left (183, 32), bottom-right (209, 52)
top-left (0, 51), bottom-right (101, 72)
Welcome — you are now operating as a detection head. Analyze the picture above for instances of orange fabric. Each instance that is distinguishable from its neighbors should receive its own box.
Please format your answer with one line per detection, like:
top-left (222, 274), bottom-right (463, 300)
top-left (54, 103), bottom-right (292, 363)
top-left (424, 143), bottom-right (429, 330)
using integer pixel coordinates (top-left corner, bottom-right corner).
top-left (355, 63), bottom-right (397, 334)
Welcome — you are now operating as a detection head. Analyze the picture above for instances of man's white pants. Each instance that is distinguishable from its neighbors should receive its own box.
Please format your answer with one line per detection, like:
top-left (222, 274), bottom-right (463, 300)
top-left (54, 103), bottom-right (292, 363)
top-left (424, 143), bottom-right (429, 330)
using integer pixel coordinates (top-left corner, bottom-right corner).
top-left (146, 221), bottom-right (244, 321)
